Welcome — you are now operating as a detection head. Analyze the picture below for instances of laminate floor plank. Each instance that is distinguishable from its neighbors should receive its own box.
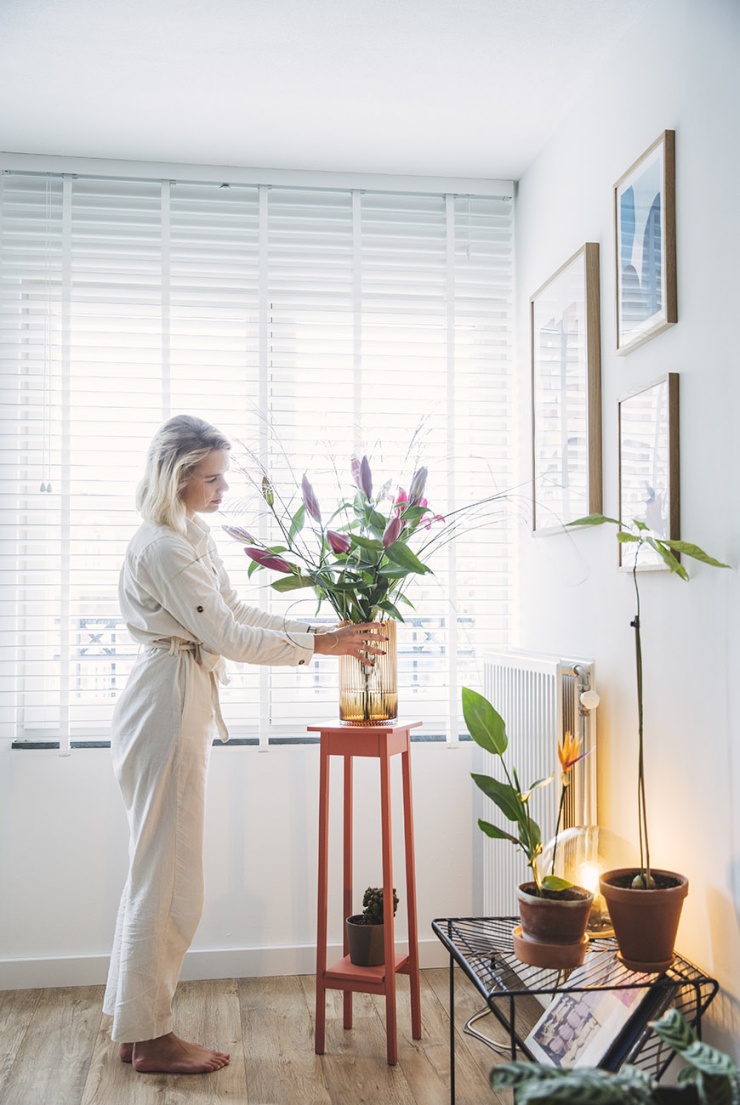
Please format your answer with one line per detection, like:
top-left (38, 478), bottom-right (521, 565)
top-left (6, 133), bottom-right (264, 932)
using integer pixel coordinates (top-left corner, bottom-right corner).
top-left (165, 979), bottom-right (247, 1105)
top-left (239, 975), bottom-right (331, 1105)
top-left (300, 974), bottom-right (418, 1105)
top-left (0, 985), bottom-right (103, 1105)
top-left (0, 988), bottom-right (43, 1097)
top-left (79, 1014), bottom-right (167, 1105)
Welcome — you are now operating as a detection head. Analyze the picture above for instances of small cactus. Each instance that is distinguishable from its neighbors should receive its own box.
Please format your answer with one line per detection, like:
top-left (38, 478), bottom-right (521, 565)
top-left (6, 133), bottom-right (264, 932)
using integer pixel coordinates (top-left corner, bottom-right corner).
top-left (361, 886), bottom-right (399, 926)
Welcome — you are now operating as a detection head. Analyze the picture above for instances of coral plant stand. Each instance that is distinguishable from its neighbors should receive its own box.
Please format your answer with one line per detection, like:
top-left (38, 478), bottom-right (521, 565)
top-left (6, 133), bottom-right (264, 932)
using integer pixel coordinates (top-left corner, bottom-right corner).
top-left (311, 719), bottom-right (422, 1065)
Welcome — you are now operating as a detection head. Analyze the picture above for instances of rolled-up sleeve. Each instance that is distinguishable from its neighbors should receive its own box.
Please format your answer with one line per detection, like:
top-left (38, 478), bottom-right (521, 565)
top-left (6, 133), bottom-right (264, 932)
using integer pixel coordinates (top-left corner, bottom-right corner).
top-left (136, 536), bottom-right (315, 667)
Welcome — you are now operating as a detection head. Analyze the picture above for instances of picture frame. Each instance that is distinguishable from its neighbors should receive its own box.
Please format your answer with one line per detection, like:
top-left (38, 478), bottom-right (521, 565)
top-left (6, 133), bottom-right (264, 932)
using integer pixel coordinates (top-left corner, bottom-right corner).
top-left (618, 373), bottom-right (680, 571)
top-left (524, 966), bottom-right (664, 1069)
top-left (531, 243), bottom-right (602, 534)
top-left (614, 130), bottom-right (677, 355)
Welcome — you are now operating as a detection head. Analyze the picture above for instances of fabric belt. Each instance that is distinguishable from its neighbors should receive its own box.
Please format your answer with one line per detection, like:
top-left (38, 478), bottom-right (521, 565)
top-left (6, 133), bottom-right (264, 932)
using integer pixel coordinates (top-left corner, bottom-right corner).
top-left (148, 638), bottom-right (231, 743)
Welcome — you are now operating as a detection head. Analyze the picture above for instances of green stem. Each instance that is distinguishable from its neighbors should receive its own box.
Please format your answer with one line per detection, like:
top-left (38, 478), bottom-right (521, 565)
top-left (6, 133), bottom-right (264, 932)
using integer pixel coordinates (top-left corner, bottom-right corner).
top-left (632, 560), bottom-right (651, 886)
top-left (551, 782), bottom-right (567, 879)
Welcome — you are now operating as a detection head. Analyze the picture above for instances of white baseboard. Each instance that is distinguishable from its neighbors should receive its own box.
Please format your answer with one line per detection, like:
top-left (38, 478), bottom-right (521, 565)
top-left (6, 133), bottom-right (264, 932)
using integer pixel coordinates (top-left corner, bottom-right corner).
top-left (0, 937), bottom-right (450, 991)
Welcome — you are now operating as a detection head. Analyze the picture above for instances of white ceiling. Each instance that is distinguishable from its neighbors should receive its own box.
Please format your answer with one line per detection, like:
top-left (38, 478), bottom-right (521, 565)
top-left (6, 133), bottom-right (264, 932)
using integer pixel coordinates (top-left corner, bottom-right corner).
top-left (0, 0), bottom-right (647, 180)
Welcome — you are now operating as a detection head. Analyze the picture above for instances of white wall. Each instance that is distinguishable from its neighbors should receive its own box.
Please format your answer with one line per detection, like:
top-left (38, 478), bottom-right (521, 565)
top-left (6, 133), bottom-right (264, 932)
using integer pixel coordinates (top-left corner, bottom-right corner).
top-left (515, 0), bottom-right (740, 1054)
top-left (0, 739), bottom-right (470, 986)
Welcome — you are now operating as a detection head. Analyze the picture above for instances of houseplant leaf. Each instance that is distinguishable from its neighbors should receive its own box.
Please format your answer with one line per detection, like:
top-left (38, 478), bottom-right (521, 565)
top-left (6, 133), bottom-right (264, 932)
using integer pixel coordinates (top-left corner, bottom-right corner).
top-left (271, 575), bottom-right (315, 592)
top-left (647, 538), bottom-right (690, 580)
top-left (384, 541), bottom-right (431, 575)
top-left (462, 687), bottom-right (508, 754)
top-left (658, 539), bottom-right (731, 569)
top-left (477, 819), bottom-right (519, 844)
top-left (471, 773), bottom-right (522, 822)
top-left (568, 513), bottom-right (621, 527)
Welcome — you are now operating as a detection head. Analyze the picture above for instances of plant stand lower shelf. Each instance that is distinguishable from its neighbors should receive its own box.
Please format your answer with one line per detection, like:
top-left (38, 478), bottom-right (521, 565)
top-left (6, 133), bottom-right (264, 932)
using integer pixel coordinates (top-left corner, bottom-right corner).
top-left (311, 719), bottom-right (423, 1066)
top-left (432, 916), bottom-right (718, 1105)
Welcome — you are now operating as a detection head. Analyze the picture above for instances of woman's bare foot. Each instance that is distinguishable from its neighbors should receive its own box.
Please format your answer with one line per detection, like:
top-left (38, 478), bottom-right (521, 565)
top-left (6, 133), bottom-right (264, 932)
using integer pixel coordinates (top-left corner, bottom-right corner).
top-left (130, 1032), bottom-right (230, 1074)
top-left (119, 1042), bottom-right (134, 1062)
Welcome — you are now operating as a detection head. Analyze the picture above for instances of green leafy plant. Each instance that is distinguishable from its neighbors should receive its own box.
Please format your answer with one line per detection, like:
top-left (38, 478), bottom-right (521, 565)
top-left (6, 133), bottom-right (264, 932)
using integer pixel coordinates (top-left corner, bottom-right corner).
top-left (224, 450), bottom-right (508, 624)
top-left (569, 514), bottom-right (730, 889)
top-left (489, 1008), bottom-right (739, 1104)
top-left (462, 687), bottom-right (583, 896)
top-left (359, 886), bottom-right (399, 927)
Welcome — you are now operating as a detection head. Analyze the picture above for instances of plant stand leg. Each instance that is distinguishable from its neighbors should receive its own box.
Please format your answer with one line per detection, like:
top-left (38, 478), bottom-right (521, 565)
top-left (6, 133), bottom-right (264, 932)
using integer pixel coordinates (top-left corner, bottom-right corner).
top-left (343, 755), bottom-right (353, 1030)
top-left (315, 737), bottom-right (330, 1054)
top-left (380, 745), bottom-right (398, 1065)
top-left (402, 740), bottom-right (421, 1039)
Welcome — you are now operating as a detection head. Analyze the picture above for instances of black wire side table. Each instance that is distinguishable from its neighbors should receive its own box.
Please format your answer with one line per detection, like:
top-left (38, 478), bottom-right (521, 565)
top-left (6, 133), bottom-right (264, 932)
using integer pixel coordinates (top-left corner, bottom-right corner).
top-left (432, 917), bottom-right (718, 1105)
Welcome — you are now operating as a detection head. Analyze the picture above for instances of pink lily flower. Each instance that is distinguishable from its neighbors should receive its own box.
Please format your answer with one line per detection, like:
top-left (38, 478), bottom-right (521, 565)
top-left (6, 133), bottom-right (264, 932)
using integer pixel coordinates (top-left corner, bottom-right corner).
top-left (222, 524), bottom-right (255, 544)
top-left (424, 513), bottom-right (446, 530)
top-left (245, 548), bottom-right (292, 574)
top-left (327, 530), bottom-right (352, 554)
top-left (301, 474), bottom-right (322, 524)
top-left (382, 515), bottom-right (403, 548)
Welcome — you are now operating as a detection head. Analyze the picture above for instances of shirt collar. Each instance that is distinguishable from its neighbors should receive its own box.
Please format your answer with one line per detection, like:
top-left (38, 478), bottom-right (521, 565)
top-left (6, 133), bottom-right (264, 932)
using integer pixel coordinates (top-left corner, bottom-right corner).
top-left (185, 514), bottom-right (211, 553)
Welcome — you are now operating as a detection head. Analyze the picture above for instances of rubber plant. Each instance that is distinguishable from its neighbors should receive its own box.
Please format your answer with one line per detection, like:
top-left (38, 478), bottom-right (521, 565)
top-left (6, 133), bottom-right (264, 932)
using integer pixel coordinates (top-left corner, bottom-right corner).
top-left (568, 514), bottom-right (730, 890)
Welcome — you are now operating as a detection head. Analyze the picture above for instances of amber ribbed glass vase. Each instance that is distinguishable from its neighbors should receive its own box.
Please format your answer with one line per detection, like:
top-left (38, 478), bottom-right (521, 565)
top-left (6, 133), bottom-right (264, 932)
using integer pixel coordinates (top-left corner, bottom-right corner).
top-left (339, 620), bottom-right (398, 725)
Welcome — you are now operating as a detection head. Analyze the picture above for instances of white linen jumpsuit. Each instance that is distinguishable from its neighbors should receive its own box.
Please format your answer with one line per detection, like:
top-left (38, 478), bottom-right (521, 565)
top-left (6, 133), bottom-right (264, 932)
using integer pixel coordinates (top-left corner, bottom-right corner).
top-left (102, 515), bottom-right (315, 1043)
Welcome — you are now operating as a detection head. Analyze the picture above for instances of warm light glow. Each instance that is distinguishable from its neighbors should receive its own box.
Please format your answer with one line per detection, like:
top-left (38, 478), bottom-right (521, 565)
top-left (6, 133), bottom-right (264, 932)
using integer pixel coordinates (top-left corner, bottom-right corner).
top-left (578, 861), bottom-right (603, 895)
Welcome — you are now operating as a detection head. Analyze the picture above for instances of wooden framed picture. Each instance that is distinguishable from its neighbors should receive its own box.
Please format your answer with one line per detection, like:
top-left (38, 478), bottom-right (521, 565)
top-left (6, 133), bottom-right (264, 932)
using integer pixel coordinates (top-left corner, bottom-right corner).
top-left (531, 243), bottom-right (602, 534)
top-left (524, 968), bottom-right (667, 1069)
top-left (614, 130), bottom-right (677, 355)
top-left (618, 373), bottom-right (680, 570)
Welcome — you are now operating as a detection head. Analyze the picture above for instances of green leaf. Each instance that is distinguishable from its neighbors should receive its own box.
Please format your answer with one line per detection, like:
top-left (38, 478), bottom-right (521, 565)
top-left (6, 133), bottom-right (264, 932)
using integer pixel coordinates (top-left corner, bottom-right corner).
top-left (377, 566), bottom-right (411, 580)
top-left (632, 519), bottom-right (649, 531)
top-left (393, 592), bottom-right (415, 608)
top-left (399, 505), bottom-right (428, 524)
top-left (384, 541), bottom-right (431, 575)
top-left (647, 538), bottom-right (690, 579)
top-left (541, 875), bottom-right (574, 892)
top-left (659, 539), bottom-right (731, 569)
top-left (288, 504), bottom-right (305, 542)
top-left (366, 509), bottom-right (388, 538)
top-left (617, 531), bottom-right (641, 543)
top-left (462, 687), bottom-right (508, 754)
top-left (527, 774), bottom-right (554, 793)
top-left (477, 819), bottom-right (519, 844)
top-left (567, 513), bottom-right (620, 527)
top-left (271, 575), bottom-right (315, 592)
top-left (651, 1010), bottom-right (739, 1081)
top-left (350, 534), bottom-right (384, 552)
top-left (471, 773), bottom-right (523, 823)
top-left (376, 599), bottom-right (404, 621)
top-left (247, 558), bottom-right (260, 578)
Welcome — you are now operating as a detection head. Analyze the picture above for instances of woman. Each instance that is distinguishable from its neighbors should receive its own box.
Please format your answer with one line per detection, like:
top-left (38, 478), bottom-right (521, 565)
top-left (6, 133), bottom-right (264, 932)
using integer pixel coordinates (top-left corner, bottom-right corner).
top-left (103, 415), bottom-right (384, 1075)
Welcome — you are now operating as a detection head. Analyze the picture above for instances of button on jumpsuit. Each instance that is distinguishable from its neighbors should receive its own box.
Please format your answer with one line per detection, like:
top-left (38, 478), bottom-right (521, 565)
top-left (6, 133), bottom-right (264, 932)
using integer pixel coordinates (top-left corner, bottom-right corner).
top-left (102, 516), bottom-right (315, 1043)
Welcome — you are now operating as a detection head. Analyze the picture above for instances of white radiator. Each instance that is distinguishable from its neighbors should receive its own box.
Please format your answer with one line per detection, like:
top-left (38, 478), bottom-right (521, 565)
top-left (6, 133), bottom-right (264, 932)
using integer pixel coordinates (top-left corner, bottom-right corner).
top-left (473, 652), bottom-right (598, 916)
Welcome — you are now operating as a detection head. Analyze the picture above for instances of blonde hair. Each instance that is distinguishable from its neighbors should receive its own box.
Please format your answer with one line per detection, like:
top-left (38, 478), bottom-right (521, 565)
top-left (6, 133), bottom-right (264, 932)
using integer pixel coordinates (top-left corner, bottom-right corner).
top-left (136, 415), bottom-right (231, 533)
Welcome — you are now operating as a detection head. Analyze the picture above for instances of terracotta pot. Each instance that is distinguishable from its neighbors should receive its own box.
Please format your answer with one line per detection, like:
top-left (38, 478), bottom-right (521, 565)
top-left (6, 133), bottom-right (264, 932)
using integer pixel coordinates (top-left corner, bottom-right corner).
top-left (599, 867), bottom-right (688, 973)
top-left (346, 915), bottom-right (386, 966)
top-left (514, 882), bottom-right (593, 969)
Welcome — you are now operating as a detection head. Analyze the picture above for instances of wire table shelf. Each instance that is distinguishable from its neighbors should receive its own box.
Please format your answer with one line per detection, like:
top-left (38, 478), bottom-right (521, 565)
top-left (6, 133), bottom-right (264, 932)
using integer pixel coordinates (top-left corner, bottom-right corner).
top-left (432, 916), bottom-right (718, 1105)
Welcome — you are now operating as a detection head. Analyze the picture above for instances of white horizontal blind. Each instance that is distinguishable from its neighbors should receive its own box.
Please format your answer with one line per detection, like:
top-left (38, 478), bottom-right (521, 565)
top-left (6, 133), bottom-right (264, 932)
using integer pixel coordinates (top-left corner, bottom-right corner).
top-left (0, 169), bottom-right (513, 747)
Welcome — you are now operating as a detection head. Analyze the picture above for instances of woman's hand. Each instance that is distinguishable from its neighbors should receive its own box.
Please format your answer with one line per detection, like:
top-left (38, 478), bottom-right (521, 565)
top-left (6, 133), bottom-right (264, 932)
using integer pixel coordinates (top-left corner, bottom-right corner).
top-left (312, 623), bottom-right (388, 667)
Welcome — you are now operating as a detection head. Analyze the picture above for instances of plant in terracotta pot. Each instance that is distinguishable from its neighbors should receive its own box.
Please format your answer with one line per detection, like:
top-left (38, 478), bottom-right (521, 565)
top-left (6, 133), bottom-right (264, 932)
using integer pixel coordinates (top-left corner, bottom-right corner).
top-left (569, 513), bottom-right (730, 971)
top-left (346, 885), bottom-right (399, 967)
top-left (490, 1007), bottom-right (738, 1103)
top-left (463, 687), bottom-right (594, 969)
top-left (225, 448), bottom-right (509, 724)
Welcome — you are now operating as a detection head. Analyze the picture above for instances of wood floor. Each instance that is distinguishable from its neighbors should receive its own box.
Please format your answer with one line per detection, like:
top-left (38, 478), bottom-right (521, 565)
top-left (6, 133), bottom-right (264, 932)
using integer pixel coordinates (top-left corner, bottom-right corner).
top-left (0, 968), bottom-right (520, 1105)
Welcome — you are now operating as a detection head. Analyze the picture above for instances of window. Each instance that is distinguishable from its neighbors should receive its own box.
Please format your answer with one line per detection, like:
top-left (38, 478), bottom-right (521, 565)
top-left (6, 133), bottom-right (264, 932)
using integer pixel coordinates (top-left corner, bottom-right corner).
top-left (0, 165), bottom-right (514, 750)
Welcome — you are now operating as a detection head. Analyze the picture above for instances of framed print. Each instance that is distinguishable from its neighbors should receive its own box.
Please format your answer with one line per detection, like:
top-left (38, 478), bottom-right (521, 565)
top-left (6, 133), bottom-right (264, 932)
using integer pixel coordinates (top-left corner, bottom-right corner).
top-left (531, 243), bottom-right (602, 533)
top-left (615, 130), bottom-right (677, 355)
top-left (618, 373), bottom-right (680, 570)
top-left (525, 967), bottom-right (661, 1069)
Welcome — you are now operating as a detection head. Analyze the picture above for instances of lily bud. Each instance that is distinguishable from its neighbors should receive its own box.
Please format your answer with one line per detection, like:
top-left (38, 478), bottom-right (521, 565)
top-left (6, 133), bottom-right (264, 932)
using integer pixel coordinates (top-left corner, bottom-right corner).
top-left (261, 476), bottom-right (274, 507)
top-left (360, 455), bottom-right (373, 499)
top-left (301, 473), bottom-right (322, 524)
top-left (382, 515), bottom-right (403, 548)
top-left (222, 524), bottom-right (255, 544)
top-left (245, 547), bottom-right (292, 573)
top-left (327, 529), bottom-right (351, 554)
top-left (350, 455), bottom-right (362, 489)
top-left (409, 466), bottom-right (428, 506)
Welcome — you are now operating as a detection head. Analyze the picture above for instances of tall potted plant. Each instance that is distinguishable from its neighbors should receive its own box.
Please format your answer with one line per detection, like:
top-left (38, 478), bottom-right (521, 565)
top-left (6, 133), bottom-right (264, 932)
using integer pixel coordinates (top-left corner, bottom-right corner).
top-left (224, 451), bottom-right (507, 724)
top-left (463, 687), bottom-right (594, 969)
top-left (569, 513), bottom-right (730, 970)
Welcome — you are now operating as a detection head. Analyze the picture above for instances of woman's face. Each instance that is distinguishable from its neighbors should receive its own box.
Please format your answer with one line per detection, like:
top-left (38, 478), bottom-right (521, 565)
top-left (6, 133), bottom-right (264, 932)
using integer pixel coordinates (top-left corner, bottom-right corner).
top-left (181, 449), bottom-right (230, 519)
